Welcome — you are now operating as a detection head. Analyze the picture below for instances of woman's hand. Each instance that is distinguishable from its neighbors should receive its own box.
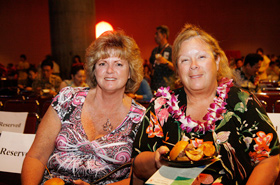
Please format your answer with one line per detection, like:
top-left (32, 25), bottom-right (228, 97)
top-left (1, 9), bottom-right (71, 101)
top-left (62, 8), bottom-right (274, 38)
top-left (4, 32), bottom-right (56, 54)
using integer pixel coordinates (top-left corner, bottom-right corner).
top-left (246, 154), bottom-right (280, 185)
top-left (73, 179), bottom-right (90, 185)
top-left (133, 147), bottom-right (170, 182)
top-left (155, 146), bottom-right (170, 169)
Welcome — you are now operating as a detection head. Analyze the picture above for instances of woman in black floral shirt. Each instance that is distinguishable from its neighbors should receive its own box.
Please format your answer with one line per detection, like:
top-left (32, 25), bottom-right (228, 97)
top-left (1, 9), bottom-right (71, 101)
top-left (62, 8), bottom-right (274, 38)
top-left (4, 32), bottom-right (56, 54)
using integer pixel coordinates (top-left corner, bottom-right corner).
top-left (132, 24), bottom-right (280, 185)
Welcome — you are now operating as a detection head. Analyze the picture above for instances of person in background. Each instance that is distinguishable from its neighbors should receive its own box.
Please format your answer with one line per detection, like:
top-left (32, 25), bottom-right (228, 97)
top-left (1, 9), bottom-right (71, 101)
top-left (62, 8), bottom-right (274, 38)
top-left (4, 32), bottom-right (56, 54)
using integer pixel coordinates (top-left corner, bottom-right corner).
top-left (32, 58), bottom-right (62, 96)
top-left (59, 64), bottom-right (88, 90)
top-left (266, 61), bottom-right (280, 82)
top-left (0, 63), bottom-right (7, 77)
top-left (149, 25), bottom-right (175, 91)
top-left (72, 55), bottom-right (83, 66)
top-left (127, 78), bottom-right (153, 103)
top-left (270, 54), bottom-right (278, 63)
top-left (36, 55), bottom-right (61, 78)
top-left (132, 24), bottom-right (279, 185)
top-left (47, 55), bottom-right (60, 76)
top-left (257, 48), bottom-right (270, 81)
top-left (6, 63), bottom-right (18, 80)
top-left (143, 59), bottom-right (152, 85)
top-left (17, 54), bottom-right (30, 86)
top-left (21, 30), bottom-right (146, 185)
top-left (18, 65), bottom-right (38, 91)
top-left (234, 53), bottom-right (263, 92)
top-left (235, 58), bottom-right (244, 70)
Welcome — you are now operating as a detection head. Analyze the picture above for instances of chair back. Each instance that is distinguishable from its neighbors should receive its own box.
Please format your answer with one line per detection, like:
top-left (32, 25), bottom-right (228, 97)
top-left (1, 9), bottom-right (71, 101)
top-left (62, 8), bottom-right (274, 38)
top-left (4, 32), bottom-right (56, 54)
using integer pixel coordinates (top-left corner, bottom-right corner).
top-left (274, 100), bottom-right (280, 113)
top-left (40, 100), bottom-right (52, 118)
top-left (3, 99), bottom-right (40, 114)
top-left (259, 100), bottom-right (268, 111)
top-left (24, 112), bottom-right (40, 134)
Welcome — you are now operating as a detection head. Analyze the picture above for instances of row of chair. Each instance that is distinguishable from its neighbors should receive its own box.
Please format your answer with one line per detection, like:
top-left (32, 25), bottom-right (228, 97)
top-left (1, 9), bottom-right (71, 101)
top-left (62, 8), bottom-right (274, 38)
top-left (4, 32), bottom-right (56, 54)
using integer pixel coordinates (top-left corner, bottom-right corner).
top-left (259, 99), bottom-right (280, 113)
top-left (0, 96), bottom-right (52, 134)
top-left (256, 94), bottom-right (280, 113)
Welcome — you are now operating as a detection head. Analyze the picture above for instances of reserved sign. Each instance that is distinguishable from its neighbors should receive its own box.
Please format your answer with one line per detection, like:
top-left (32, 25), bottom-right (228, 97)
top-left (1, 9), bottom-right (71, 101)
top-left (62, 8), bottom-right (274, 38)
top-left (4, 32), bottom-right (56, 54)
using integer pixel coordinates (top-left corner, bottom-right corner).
top-left (0, 131), bottom-right (35, 173)
top-left (0, 111), bottom-right (28, 134)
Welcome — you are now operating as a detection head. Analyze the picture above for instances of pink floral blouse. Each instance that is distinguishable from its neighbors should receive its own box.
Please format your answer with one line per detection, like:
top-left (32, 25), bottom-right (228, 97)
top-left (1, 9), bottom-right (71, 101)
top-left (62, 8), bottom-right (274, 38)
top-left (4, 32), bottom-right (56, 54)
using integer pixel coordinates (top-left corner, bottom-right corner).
top-left (42, 87), bottom-right (145, 184)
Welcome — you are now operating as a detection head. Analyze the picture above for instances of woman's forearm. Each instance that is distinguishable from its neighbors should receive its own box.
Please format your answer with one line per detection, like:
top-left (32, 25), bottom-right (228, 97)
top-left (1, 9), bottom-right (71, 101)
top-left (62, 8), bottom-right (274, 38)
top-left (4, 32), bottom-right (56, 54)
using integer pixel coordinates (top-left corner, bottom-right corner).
top-left (133, 151), bottom-right (157, 180)
top-left (246, 154), bottom-right (280, 185)
top-left (21, 155), bottom-right (46, 185)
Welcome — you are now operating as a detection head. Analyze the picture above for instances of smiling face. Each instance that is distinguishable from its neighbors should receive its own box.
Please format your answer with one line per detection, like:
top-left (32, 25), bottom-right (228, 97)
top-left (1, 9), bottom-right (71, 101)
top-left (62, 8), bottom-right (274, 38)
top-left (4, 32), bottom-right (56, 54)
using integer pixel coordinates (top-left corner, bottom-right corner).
top-left (94, 55), bottom-right (130, 93)
top-left (177, 37), bottom-right (219, 93)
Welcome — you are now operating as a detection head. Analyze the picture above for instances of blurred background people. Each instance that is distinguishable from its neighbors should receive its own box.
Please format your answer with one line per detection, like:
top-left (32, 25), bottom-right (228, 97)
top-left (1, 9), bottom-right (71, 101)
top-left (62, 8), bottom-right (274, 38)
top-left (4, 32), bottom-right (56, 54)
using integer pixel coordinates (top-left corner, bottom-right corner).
top-left (257, 48), bottom-right (270, 81)
top-left (235, 58), bottom-right (244, 70)
top-left (6, 63), bottom-right (18, 80)
top-left (149, 25), bottom-right (175, 91)
top-left (127, 78), bottom-right (153, 103)
top-left (32, 58), bottom-right (62, 96)
top-left (18, 65), bottom-right (38, 92)
top-left (266, 61), bottom-right (280, 82)
top-left (0, 63), bottom-right (7, 77)
top-left (59, 64), bottom-right (88, 90)
top-left (46, 55), bottom-right (60, 76)
top-left (21, 30), bottom-right (146, 185)
top-left (234, 53), bottom-right (262, 92)
top-left (37, 55), bottom-right (61, 78)
top-left (72, 55), bottom-right (83, 66)
top-left (143, 59), bottom-right (152, 85)
top-left (17, 54), bottom-right (30, 86)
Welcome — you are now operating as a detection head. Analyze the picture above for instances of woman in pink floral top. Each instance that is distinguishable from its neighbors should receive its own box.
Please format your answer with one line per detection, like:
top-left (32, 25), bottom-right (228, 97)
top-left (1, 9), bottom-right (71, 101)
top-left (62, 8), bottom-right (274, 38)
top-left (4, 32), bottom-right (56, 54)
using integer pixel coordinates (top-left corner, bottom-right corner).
top-left (22, 31), bottom-right (146, 185)
top-left (132, 24), bottom-right (280, 185)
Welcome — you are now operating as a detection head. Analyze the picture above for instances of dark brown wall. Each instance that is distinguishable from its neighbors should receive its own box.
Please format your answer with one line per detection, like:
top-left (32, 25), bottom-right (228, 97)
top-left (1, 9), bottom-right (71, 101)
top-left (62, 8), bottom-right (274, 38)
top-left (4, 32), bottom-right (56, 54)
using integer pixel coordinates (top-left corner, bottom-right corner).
top-left (0, 0), bottom-right (51, 67)
top-left (95, 0), bottom-right (280, 60)
top-left (1, 0), bottom-right (280, 68)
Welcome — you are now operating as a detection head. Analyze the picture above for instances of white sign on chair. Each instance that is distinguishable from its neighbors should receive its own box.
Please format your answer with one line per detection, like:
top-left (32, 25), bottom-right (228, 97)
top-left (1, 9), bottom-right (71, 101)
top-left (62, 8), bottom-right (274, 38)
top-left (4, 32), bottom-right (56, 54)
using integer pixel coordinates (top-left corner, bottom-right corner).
top-left (0, 131), bottom-right (35, 173)
top-left (0, 111), bottom-right (28, 134)
top-left (267, 113), bottom-right (280, 138)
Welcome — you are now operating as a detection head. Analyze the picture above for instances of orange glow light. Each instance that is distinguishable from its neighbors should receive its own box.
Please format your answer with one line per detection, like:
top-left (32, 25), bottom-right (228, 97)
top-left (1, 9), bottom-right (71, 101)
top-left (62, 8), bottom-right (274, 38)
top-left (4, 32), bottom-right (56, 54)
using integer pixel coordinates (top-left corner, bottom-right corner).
top-left (95, 21), bottom-right (114, 38)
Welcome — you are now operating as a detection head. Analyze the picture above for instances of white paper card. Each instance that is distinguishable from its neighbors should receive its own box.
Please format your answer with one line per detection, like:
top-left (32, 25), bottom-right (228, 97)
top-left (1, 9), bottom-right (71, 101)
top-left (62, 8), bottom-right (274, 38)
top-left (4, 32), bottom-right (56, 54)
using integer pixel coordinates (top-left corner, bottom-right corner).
top-left (0, 111), bottom-right (28, 134)
top-left (145, 165), bottom-right (206, 185)
top-left (267, 113), bottom-right (280, 137)
top-left (0, 131), bottom-right (35, 173)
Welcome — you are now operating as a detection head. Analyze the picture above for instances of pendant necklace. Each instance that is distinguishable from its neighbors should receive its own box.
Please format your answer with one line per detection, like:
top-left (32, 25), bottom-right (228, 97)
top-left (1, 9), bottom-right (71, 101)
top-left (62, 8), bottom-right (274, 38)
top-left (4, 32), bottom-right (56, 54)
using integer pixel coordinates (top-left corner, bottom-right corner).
top-left (103, 119), bottom-right (113, 133)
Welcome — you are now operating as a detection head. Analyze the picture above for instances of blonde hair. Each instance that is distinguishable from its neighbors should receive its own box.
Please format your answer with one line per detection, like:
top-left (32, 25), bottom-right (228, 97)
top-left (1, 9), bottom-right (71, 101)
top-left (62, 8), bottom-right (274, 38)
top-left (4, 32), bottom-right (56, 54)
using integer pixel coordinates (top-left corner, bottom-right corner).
top-left (85, 30), bottom-right (143, 93)
top-left (172, 24), bottom-right (234, 82)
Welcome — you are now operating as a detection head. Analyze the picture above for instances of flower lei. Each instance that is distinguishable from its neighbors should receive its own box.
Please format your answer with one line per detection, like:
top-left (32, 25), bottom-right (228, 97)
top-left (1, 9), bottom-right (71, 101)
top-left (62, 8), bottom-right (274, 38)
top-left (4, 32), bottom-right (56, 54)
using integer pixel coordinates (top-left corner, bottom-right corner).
top-left (155, 78), bottom-right (233, 134)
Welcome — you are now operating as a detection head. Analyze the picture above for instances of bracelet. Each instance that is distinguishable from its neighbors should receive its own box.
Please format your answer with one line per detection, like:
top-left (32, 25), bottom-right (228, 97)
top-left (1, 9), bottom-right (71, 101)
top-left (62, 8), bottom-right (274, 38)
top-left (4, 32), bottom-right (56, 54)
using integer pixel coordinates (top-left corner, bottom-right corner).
top-left (135, 94), bottom-right (137, 99)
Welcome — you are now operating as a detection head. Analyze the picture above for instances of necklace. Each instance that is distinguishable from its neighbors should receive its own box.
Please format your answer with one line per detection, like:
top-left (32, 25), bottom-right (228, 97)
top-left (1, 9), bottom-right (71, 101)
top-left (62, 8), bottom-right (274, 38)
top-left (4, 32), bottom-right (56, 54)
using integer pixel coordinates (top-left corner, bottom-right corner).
top-left (103, 119), bottom-right (113, 133)
top-left (155, 78), bottom-right (233, 134)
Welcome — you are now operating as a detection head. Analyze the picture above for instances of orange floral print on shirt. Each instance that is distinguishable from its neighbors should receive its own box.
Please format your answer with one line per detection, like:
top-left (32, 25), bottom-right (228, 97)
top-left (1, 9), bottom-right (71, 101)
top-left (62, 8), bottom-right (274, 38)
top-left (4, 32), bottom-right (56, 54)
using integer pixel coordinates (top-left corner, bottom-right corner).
top-left (249, 131), bottom-right (273, 163)
top-left (146, 111), bottom-right (164, 138)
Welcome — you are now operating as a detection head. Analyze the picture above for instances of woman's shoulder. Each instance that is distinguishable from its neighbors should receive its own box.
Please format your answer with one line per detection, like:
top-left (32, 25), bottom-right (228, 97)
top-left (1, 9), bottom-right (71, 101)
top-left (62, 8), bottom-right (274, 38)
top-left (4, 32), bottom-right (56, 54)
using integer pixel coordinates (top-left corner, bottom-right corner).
top-left (131, 99), bottom-right (146, 114)
top-left (59, 86), bottom-right (89, 94)
top-left (226, 85), bottom-right (253, 108)
top-left (228, 86), bottom-right (252, 98)
top-left (54, 87), bottom-right (89, 102)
